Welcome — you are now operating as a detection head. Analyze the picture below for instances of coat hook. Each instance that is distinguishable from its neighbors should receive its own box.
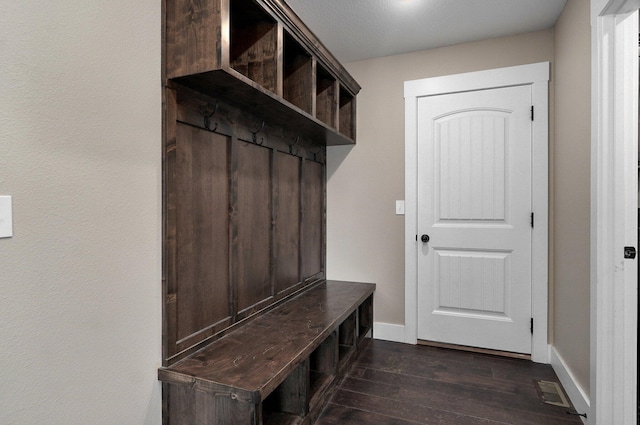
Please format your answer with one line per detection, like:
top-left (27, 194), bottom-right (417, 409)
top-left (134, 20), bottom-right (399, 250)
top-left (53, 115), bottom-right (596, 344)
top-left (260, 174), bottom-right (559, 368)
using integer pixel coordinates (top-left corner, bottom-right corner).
top-left (311, 146), bottom-right (322, 162)
top-left (250, 121), bottom-right (265, 145)
top-left (288, 136), bottom-right (300, 155)
top-left (202, 102), bottom-right (219, 132)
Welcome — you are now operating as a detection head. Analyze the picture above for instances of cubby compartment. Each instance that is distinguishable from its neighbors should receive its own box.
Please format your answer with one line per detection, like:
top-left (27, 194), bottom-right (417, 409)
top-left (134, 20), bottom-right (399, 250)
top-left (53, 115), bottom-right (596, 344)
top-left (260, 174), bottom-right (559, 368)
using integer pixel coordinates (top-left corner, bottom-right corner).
top-left (166, 0), bottom-right (360, 146)
top-left (339, 86), bottom-right (356, 140)
top-left (262, 362), bottom-right (307, 425)
top-left (315, 64), bottom-right (337, 128)
top-left (358, 295), bottom-right (373, 341)
top-left (283, 32), bottom-right (313, 114)
top-left (230, 0), bottom-right (278, 93)
top-left (308, 331), bottom-right (337, 409)
top-left (338, 311), bottom-right (357, 365)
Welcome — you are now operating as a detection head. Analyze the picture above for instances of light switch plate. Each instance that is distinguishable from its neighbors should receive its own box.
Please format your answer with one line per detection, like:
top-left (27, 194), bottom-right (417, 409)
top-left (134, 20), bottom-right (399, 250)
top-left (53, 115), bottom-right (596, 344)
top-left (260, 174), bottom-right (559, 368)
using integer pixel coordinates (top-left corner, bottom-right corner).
top-left (395, 200), bottom-right (405, 215)
top-left (0, 196), bottom-right (13, 238)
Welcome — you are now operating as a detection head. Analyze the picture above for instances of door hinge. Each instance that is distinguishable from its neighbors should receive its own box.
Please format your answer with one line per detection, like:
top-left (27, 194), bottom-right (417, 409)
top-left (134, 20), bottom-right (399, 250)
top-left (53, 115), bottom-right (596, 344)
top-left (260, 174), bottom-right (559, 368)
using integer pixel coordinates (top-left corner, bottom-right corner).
top-left (530, 212), bottom-right (534, 228)
top-left (531, 106), bottom-right (534, 121)
top-left (530, 318), bottom-right (534, 334)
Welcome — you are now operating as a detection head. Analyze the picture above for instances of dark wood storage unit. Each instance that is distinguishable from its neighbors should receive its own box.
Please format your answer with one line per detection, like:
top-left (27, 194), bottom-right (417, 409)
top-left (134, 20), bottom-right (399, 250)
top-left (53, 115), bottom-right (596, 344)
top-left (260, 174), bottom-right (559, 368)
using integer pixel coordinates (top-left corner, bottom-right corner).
top-left (161, 0), bottom-right (368, 424)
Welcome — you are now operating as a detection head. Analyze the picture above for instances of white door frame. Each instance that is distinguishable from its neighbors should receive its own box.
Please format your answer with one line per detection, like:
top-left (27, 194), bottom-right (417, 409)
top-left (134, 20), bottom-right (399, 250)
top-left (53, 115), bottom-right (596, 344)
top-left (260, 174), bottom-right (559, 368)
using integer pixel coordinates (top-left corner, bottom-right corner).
top-left (590, 1), bottom-right (638, 424)
top-left (404, 62), bottom-right (550, 363)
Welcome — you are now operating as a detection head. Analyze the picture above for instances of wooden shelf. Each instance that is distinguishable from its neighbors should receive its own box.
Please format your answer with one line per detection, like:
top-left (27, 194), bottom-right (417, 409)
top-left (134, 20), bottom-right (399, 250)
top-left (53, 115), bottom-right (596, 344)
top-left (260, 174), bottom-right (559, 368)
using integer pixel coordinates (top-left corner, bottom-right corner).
top-left (166, 0), bottom-right (360, 146)
top-left (173, 69), bottom-right (354, 145)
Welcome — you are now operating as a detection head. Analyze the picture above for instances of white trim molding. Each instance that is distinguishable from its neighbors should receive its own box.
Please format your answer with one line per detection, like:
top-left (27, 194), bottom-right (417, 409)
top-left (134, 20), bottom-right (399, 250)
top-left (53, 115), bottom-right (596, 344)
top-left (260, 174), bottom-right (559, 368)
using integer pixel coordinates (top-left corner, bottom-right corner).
top-left (590, 2), bottom-right (638, 424)
top-left (551, 347), bottom-right (590, 424)
top-left (403, 62), bottom-right (550, 363)
top-left (373, 322), bottom-right (406, 343)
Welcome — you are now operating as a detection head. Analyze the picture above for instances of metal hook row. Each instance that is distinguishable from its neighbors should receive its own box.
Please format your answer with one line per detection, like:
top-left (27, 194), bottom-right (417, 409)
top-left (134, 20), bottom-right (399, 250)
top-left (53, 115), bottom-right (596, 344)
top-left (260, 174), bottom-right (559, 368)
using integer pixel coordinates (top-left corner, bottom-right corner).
top-left (250, 121), bottom-right (265, 146)
top-left (284, 138), bottom-right (321, 161)
top-left (311, 146), bottom-right (322, 162)
top-left (288, 136), bottom-right (299, 155)
top-left (199, 106), bottom-right (322, 161)
top-left (202, 102), bottom-right (219, 132)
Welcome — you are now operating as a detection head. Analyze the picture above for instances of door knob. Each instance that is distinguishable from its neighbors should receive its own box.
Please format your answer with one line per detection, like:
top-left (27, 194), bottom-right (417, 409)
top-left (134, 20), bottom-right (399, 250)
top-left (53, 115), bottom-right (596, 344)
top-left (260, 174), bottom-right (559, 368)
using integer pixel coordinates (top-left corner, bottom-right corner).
top-left (421, 234), bottom-right (430, 243)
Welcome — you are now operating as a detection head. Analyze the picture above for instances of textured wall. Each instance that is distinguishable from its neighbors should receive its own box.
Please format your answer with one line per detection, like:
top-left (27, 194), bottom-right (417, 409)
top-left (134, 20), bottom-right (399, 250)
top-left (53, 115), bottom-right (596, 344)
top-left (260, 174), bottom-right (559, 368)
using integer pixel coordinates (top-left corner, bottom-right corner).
top-left (327, 30), bottom-right (555, 325)
top-left (553, 0), bottom-right (591, 396)
top-left (0, 1), bottom-right (162, 424)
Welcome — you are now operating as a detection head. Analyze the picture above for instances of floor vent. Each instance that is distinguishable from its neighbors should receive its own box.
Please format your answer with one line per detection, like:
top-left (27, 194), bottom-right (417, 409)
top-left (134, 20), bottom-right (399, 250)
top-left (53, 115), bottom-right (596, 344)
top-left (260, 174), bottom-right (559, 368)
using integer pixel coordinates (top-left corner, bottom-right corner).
top-left (535, 380), bottom-right (570, 408)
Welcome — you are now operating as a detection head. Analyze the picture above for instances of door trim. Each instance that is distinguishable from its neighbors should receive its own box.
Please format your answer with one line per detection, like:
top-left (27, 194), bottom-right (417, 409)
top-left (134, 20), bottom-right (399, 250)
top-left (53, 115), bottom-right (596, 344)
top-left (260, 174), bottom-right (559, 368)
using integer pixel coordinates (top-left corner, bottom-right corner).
top-left (590, 2), bottom-right (638, 423)
top-left (404, 62), bottom-right (550, 363)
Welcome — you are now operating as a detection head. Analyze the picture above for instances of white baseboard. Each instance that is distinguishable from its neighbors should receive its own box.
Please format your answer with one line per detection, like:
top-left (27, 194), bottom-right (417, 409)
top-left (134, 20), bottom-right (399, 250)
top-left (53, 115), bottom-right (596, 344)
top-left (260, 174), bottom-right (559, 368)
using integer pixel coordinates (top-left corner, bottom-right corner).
top-left (373, 322), bottom-right (407, 343)
top-left (550, 346), bottom-right (590, 424)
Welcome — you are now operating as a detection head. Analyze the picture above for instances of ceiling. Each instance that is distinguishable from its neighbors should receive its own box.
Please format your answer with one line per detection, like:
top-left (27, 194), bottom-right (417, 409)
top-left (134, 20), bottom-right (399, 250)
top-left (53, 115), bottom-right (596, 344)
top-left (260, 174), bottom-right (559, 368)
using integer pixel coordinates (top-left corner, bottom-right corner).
top-left (284, 0), bottom-right (568, 63)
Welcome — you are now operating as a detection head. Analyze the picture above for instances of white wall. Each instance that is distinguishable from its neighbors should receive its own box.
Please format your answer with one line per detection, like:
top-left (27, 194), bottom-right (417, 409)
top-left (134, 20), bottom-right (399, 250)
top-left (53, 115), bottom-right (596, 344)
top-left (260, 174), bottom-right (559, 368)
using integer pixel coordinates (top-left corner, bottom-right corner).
top-left (0, 1), bottom-right (162, 424)
top-left (553, 0), bottom-right (592, 396)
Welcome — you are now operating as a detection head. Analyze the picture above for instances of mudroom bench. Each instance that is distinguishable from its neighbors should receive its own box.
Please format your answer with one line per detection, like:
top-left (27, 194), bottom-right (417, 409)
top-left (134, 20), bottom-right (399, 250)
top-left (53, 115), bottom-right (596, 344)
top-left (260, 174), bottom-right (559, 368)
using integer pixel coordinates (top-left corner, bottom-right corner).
top-left (158, 280), bottom-right (374, 425)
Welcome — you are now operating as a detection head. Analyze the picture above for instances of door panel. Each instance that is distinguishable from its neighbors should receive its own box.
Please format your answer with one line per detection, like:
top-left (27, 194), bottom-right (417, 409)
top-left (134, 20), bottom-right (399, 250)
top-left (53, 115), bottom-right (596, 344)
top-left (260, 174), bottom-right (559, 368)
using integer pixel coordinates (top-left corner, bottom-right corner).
top-left (417, 85), bottom-right (532, 354)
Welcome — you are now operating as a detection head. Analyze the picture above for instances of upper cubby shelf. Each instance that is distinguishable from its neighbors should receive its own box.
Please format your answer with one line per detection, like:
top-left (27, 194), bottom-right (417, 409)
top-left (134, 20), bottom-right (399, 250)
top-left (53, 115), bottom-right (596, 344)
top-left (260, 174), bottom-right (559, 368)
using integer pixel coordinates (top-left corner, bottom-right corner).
top-left (166, 0), bottom-right (361, 146)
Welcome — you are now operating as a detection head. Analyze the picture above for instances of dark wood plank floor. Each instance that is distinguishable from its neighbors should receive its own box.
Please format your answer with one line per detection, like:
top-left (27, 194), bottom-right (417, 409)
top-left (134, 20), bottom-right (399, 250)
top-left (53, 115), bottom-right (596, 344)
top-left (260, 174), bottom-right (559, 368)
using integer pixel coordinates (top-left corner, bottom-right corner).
top-left (316, 340), bottom-right (583, 425)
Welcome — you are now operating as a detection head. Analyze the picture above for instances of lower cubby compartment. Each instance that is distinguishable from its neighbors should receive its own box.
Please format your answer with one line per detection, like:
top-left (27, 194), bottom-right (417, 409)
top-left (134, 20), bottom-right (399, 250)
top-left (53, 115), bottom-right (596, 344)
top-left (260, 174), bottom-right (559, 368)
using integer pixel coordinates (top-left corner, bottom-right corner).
top-left (308, 331), bottom-right (337, 409)
top-left (358, 294), bottom-right (373, 340)
top-left (338, 311), bottom-right (357, 367)
top-left (338, 344), bottom-right (354, 363)
top-left (308, 371), bottom-right (334, 410)
top-left (262, 362), bottom-right (307, 425)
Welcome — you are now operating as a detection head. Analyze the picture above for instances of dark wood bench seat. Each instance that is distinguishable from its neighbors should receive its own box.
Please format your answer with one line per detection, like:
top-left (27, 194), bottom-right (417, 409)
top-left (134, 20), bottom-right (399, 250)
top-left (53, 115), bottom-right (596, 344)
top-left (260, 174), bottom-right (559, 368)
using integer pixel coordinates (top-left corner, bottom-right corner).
top-left (158, 280), bottom-right (375, 425)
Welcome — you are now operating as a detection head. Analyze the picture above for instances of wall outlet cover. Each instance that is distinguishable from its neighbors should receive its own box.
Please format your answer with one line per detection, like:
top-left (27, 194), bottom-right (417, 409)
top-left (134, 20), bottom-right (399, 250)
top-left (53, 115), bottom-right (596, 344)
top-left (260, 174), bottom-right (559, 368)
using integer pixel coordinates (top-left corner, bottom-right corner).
top-left (0, 196), bottom-right (13, 238)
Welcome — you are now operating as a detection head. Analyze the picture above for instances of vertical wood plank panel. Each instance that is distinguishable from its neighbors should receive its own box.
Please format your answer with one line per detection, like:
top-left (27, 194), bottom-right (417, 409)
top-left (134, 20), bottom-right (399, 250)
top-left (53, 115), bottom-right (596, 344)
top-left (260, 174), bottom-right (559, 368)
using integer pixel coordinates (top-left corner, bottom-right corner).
top-left (168, 385), bottom-right (196, 424)
top-left (274, 152), bottom-right (301, 293)
top-left (236, 141), bottom-right (272, 312)
top-left (175, 124), bottom-right (231, 343)
top-left (302, 160), bottom-right (323, 279)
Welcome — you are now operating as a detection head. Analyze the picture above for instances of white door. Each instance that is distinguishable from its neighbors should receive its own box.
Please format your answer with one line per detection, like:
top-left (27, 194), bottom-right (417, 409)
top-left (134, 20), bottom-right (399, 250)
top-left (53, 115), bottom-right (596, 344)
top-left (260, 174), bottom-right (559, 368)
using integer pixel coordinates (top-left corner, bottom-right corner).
top-left (416, 85), bottom-right (533, 354)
